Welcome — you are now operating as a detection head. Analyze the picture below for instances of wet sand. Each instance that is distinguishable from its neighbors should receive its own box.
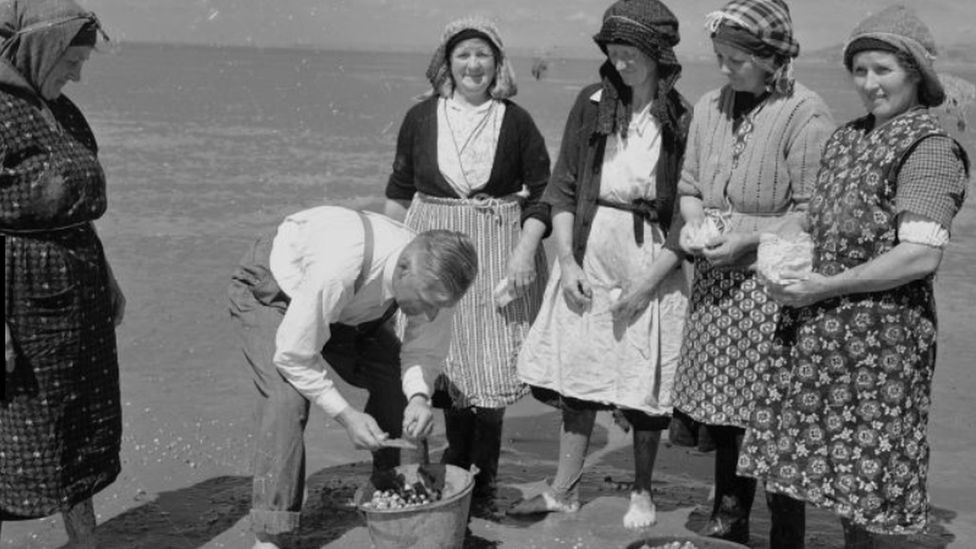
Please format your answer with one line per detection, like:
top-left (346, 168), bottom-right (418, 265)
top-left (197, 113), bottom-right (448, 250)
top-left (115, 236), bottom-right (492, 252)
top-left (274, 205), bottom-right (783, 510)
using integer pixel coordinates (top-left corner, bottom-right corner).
top-left (3, 198), bottom-right (974, 548)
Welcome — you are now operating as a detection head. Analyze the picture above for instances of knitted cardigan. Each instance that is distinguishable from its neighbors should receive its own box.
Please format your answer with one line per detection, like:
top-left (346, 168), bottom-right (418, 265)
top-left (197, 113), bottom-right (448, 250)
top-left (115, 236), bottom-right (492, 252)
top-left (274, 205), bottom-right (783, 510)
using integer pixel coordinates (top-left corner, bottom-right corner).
top-left (385, 96), bottom-right (551, 233)
top-left (544, 82), bottom-right (692, 264)
top-left (677, 82), bottom-right (835, 235)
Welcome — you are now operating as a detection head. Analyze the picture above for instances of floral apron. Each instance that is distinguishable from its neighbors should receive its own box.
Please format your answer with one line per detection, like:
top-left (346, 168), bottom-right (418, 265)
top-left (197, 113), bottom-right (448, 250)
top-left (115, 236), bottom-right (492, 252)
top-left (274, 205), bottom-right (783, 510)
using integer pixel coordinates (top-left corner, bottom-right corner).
top-left (738, 110), bottom-right (948, 534)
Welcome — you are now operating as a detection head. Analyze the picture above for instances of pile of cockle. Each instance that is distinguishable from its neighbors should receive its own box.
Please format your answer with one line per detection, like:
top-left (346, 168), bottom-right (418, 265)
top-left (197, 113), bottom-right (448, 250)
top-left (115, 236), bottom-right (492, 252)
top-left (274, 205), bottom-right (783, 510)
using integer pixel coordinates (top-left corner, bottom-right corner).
top-left (362, 483), bottom-right (441, 510)
top-left (637, 541), bottom-right (700, 549)
top-left (360, 463), bottom-right (447, 511)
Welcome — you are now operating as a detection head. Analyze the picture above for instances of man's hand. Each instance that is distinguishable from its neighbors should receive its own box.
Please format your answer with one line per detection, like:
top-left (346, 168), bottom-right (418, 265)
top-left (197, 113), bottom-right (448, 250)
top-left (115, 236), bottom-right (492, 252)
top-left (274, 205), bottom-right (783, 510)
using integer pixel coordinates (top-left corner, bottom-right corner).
top-left (335, 408), bottom-right (388, 450)
top-left (402, 394), bottom-right (434, 439)
top-left (4, 322), bottom-right (15, 374)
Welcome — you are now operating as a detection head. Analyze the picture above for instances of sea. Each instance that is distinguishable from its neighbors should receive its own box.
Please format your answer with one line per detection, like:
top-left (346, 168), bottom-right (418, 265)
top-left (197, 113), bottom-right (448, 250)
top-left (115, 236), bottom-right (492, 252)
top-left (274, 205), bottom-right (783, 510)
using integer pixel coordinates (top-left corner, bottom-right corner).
top-left (72, 42), bottom-right (974, 232)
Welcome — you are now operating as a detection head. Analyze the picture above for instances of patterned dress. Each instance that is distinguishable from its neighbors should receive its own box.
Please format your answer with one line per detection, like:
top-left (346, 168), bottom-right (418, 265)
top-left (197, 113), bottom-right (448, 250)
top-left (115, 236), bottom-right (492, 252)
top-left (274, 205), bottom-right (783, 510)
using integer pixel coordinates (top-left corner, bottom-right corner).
top-left (671, 87), bottom-right (834, 428)
top-left (738, 109), bottom-right (969, 534)
top-left (1, 90), bottom-right (120, 518)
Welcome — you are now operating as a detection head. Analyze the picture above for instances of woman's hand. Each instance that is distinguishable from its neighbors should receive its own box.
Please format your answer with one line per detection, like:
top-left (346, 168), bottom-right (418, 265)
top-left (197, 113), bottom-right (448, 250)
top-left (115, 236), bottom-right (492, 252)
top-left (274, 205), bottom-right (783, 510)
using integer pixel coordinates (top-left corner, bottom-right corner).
top-left (702, 233), bottom-right (751, 267)
top-left (506, 243), bottom-right (538, 291)
top-left (4, 322), bottom-right (15, 374)
top-left (764, 270), bottom-right (832, 308)
top-left (610, 285), bottom-right (653, 325)
top-left (108, 274), bottom-right (126, 326)
top-left (558, 257), bottom-right (592, 310)
top-left (679, 221), bottom-right (705, 256)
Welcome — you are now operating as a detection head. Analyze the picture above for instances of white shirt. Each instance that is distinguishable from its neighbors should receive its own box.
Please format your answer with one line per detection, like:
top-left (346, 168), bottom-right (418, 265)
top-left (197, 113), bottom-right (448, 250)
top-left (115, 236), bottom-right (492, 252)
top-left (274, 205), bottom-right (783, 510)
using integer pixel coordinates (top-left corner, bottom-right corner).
top-left (268, 206), bottom-right (454, 417)
top-left (436, 96), bottom-right (505, 197)
top-left (590, 89), bottom-right (662, 204)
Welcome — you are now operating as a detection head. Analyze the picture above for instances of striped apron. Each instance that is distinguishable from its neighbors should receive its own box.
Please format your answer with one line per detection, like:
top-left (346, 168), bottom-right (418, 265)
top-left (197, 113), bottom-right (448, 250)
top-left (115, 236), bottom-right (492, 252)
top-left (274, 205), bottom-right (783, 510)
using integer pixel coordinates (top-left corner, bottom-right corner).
top-left (402, 192), bottom-right (548, 408)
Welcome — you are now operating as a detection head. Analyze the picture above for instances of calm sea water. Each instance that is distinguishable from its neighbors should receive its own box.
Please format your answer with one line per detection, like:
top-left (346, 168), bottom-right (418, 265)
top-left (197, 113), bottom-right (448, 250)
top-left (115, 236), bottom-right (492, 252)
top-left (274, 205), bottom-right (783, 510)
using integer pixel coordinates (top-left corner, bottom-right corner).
top-left (70, 43), bottom-right (973, 230)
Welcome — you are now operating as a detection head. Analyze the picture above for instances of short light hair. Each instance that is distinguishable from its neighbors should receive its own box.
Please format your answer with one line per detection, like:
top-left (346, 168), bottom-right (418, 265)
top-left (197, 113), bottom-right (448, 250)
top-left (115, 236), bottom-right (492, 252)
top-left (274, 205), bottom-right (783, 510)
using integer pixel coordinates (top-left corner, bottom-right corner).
top-left (405, 230), bottom-right (478, 302)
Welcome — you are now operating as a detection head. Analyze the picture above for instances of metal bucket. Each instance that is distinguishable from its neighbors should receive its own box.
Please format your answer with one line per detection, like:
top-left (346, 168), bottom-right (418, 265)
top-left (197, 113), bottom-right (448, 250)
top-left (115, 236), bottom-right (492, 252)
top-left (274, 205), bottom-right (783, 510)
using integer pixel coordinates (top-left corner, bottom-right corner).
top-left (355, 463), bottom-right (475, 549)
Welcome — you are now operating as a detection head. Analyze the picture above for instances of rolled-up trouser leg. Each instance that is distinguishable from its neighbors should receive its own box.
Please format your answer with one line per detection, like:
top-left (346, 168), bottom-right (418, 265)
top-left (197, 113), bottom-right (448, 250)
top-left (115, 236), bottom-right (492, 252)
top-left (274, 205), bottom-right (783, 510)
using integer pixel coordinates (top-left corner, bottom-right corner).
top-left (229, 256), bottom-right (309, 536)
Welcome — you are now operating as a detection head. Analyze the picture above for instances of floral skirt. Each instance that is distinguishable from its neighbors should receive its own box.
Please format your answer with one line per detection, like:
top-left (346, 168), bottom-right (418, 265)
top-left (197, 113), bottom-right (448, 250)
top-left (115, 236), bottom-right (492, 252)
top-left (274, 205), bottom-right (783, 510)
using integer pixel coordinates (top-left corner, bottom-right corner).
top-left (671, 258), bottom-right (780, 428)
top-left (738, 283), bottom-right (937, 535)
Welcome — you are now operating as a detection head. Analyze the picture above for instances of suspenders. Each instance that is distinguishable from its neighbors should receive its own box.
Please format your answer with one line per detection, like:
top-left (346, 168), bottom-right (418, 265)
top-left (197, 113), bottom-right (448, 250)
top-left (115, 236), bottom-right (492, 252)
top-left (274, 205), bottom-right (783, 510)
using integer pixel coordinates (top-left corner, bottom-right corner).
top-left (352, 212), bottom-right (399, 333)
top-left (353, 211), bottom-right (374, 295)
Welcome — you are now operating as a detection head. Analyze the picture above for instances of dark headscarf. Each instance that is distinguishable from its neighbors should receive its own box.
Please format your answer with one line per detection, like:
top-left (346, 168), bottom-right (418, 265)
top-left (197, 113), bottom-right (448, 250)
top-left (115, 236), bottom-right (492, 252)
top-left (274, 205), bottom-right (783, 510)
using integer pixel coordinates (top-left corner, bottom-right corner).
top-left (591, 0), bottom-right (683, 137)
top-left (0, 0), bottom-right (101, 98)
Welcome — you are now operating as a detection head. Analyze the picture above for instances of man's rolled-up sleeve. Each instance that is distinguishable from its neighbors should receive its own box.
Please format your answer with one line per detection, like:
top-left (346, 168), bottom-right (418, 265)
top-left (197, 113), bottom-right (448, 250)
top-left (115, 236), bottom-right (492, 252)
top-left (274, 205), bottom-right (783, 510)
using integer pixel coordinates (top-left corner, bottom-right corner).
top-left (273, 271), bottom-right (352, 417)
top-left (399, 307), bottom-right (455, 399)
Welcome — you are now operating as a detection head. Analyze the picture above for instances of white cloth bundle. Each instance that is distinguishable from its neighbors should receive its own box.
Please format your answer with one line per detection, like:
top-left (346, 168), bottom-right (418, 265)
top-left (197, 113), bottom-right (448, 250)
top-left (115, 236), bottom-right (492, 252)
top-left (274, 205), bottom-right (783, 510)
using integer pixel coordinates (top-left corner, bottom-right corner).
top-left (756, 232), bottom-right (814, 284)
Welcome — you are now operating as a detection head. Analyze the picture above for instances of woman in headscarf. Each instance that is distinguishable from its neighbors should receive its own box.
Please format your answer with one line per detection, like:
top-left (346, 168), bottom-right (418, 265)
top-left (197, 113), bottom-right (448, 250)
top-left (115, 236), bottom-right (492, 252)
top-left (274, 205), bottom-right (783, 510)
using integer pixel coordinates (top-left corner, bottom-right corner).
top-left (0, 0), bottom-right (122, 545)
top-left (508, 0), bottom-right (690, 529)
top-left (669, 0), bottom-right (835, 545)
top-left (739, 6), bottom-right (969, 547)
top-left (384, 16), bottom-right (551, 512)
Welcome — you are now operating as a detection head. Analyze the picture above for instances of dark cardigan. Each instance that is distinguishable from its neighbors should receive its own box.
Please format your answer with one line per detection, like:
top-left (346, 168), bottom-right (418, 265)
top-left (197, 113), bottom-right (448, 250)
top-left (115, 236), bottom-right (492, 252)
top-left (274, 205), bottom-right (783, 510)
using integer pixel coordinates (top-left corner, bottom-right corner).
top-left (385, 96), bottom-right (552, 234)
top-left (543, 83), bottom-right (691, 265)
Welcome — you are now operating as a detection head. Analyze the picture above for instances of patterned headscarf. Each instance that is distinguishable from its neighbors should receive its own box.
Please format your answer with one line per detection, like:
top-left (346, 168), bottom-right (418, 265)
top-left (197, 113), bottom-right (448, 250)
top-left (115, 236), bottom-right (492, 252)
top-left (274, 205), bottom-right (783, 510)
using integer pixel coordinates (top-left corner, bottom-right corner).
top-left (704, 0), bottom-right (799, 58)
top-left (425, 16), bottom-right (517, 100)
top-left (705, 0), bottom-right (798, 94)
top-left (591, 0), bottom-right (683, 137)
top-left (0, 0), bottom-right (104, 98)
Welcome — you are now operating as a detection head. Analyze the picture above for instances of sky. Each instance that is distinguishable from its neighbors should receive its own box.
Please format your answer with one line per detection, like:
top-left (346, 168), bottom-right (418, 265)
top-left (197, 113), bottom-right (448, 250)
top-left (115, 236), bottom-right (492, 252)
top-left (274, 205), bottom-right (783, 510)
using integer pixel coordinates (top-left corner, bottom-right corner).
top-left (84, 0), bottom-right (976, 59)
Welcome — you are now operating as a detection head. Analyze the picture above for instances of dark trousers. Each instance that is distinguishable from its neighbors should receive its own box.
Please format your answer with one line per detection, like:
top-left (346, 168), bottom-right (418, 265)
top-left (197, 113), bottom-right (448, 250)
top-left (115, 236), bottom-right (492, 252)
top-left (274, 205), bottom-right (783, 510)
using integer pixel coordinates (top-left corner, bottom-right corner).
top-left (228, 236), bottom-right (404, 535)
top-left (440, 406), bottom-right (505, 499)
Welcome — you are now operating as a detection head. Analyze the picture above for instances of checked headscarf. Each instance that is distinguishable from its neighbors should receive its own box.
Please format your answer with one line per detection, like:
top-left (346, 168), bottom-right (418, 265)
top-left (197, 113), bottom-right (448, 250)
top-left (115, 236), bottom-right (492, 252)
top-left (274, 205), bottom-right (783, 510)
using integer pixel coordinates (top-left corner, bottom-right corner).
top-left (704, 0), bottom-right (799, 59)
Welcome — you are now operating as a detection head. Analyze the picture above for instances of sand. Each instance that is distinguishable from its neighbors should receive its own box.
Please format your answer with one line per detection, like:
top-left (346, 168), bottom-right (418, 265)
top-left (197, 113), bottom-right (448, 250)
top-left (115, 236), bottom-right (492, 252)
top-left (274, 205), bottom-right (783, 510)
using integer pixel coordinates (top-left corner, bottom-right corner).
top-left (2, 194), bottom-right (973, 548)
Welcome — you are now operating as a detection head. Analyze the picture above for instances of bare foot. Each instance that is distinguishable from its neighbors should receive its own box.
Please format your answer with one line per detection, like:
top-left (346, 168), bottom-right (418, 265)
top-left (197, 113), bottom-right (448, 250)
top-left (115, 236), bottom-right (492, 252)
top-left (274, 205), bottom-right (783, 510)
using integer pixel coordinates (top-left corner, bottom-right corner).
top-left (507, 491), bottom-right (580, 516)
top-left (623, 490), bottom-right (656, 529)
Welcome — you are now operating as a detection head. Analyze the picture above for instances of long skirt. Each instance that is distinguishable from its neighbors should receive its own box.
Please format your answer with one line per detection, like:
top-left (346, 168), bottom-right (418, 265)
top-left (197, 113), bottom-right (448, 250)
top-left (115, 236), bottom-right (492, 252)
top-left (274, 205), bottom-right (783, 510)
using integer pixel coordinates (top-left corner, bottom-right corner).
top-left (401, 193), bottom-right (547, 409)
top-left (2, 225), bottom-right (121, 519)
top-left (517, 206), bottom-right (687, 415)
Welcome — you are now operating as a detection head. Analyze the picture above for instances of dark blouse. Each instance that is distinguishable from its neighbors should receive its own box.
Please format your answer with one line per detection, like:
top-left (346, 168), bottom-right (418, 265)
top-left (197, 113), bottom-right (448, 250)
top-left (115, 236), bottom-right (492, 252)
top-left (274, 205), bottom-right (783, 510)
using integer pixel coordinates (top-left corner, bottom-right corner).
top-left (0, 84), bottom-right (105, 230)
top-left (385, 96), bottom-right (552, 233)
